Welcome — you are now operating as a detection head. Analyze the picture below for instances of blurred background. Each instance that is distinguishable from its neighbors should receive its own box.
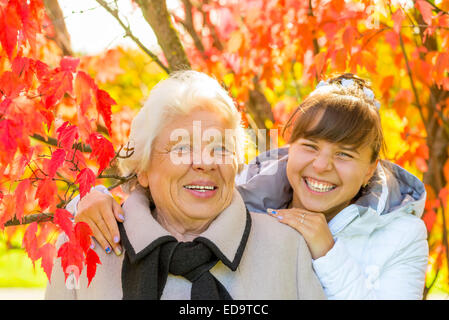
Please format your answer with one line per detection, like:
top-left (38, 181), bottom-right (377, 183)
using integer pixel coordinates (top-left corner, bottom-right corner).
top-left (0, 0), bottom-right (448, 299)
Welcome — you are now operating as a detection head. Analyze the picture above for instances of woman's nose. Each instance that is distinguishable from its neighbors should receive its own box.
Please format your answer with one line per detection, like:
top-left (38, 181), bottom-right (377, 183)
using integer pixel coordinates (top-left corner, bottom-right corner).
top-left (191, 149), bottom-right (218, 171)
top-left (312, 152), bottom-right (333, 172)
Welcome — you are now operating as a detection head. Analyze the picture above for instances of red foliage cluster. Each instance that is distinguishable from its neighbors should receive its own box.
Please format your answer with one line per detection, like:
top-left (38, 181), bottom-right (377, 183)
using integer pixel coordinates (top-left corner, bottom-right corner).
top-left (0, 0), bottom-right (116, 284)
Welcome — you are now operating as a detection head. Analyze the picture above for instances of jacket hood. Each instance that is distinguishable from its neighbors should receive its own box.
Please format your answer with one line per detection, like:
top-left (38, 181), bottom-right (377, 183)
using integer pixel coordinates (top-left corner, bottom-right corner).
top-left (236, 147), bottom-right (426, 218)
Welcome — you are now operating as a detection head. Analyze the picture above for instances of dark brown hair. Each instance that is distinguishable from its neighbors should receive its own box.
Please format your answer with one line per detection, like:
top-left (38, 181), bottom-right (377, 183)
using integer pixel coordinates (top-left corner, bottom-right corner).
top-left (283, 73), bottom-right (386, 163)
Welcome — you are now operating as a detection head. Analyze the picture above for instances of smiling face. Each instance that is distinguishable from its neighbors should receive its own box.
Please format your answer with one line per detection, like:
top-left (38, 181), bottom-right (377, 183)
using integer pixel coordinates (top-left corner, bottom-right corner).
top-left (137, 108), bottom-right (239, 234)
top-left (287, 136), bottom-right (377, 219)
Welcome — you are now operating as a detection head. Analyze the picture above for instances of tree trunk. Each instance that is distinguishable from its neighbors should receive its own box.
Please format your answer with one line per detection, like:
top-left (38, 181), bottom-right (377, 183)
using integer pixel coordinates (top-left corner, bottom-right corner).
top-left (43, 0), bottom-right (73, 56)
top-left (136, 0), bottom-right (191, 71)
top-left (415, 9), bottom-right (449, 298)
top-left (245, 76), bottom-right (275, 150)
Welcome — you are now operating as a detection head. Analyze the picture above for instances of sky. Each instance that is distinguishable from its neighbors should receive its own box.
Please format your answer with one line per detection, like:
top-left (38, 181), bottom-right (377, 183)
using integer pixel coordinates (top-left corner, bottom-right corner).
top-left (58, 0), bottom-right (178, 55)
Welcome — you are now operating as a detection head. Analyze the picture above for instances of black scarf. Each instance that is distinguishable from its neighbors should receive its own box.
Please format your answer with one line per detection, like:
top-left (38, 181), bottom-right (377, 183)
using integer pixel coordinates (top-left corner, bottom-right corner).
top-left (119, 210), bottom-right (252, 300)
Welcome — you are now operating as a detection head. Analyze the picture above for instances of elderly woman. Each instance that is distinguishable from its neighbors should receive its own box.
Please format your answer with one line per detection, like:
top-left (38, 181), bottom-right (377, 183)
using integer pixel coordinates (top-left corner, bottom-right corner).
top-left (45, 71), bottom-right (325, 300)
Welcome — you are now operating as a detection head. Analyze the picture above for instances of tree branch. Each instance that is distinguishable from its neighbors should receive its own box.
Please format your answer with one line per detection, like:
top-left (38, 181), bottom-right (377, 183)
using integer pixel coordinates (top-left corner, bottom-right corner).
top-left (4, 212), bottom-right (54, 227)
top-left (194, 0), bottom-right (224, 51)
top-left (178, 0), bottom-right (206, 56)
top-left (398, 31), bottom-right (429, 126)
top-left (135, 0), bottom-right (191, 71)
top-left (2, 172), bottom-right (137, 227)
top-left (30, 133), bottom-right (92, 152)
top-left (308, 0), bottom-right (320, 56)
top-left (43, 0), bottom-right (73, 56)
top-left (95, 0), bottom-right (170, 74)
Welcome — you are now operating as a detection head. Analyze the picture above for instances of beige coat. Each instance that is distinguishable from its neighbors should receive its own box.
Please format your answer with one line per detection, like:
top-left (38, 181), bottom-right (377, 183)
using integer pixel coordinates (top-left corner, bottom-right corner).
top-left (45, 188), bottom-right (326, 300)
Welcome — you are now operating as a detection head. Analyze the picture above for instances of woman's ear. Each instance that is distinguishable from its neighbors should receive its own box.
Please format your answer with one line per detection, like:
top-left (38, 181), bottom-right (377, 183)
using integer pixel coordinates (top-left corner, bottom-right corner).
top-left (137, 172), bottom-right (149, 188)
top-left (363, 159), bottom-right (379, 186)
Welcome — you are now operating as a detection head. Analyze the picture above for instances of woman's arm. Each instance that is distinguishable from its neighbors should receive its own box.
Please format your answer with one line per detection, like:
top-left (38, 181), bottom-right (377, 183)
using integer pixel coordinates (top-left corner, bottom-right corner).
top-left (311, 219), bottom-right (428, 300)
top-left (65, 185), bottom-right (123, 255)
top-left (296, 235), bottom-right (327, 300)
top-left (44, 234), bottom-right (77, 300)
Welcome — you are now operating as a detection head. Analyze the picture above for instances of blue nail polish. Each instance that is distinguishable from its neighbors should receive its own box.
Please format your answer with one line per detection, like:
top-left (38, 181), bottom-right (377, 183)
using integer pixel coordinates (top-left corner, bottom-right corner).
top-left (114, 236), bottom-right (119, 243)
top-left (271, 210), bottom-right (277, 214)
top-left (105, 247), bottom-right (111, 254)
top-left (118, 214), bottom-right (125, 221)
top-left (277, 216), bottom-right (283, 220)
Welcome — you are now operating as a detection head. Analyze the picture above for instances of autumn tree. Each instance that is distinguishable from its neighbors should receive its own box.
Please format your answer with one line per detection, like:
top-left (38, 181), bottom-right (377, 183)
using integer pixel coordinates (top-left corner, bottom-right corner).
top-left (1, 0), bottom-right (448, 297)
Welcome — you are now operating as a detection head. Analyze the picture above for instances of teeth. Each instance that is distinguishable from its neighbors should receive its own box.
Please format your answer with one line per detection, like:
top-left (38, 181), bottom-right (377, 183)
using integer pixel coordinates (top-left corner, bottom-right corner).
top-left (305, 178), bottom-right (336, 193)
top-left (184, 185), bottom-right (216, 191)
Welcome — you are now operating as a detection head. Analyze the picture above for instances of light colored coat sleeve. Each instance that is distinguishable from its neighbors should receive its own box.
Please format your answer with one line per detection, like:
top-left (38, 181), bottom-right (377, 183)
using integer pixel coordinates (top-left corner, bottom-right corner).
top-left (311, 218), bottom-right (428, 300)
top-left (44, 234), bottom-right (77, 300)
top-left (296, 235), bottom-right (327, 300)
top-left (65, 185), bottom-right (111, 216)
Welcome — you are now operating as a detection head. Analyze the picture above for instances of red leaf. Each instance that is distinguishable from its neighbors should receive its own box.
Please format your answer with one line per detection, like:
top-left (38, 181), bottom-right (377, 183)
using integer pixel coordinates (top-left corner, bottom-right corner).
top-left (57, 241), bottom-right (84, 281)
top-left (86, 248), bottom-right (101, 287)
top-left (434, 52), bottom-right (449, 84)
top-left (75, 221), bottom-right (93, 254)
top-left (38, 61), bottom-right (76, 109)
top-left (443, 160), bottom-right (449, 183)
top-left (53, 208), bottom-right (74, 240)
top-left (38, 243), bottom-right (57, 282)
top-left (65, 148), bottom-right (88, 172)
top-left (415, 157), bottom-right (428, 172)
top-left (47, 149), bottom-right (66, 178)
top-left (96, 88), bottom-right (116, 134)
top-left (60, 56), bottom-right (80, 73)
top-left (15, 178), bottom-right (31, 223)
top-left (415, 144), bottom-right (429, 160)
top-left (88, 133), bottom-right (115, 175)
top-left (56, 121), bottom-right (79, 151)
top-left (22, 222), bottom-right (39, 263)
top-left (416, 0), bottom-right (434, 25)
top-left (34, 60), bottom-right (49, 80)
top-left (75, 168), bottom-right (96, 199)
top-left (342, 26), bottom-right (357, 52)
top-left (12, 56), bottom-right (35, 88)
top-left (422, 210), bottom-right (436, 232)
top-left (439, 187), bottom-right (449, 209)
top-left (15, 0), bottom-right (42, 54)
top-left (0, 194), bottom-right (15, 229)
top-left (0, 71), bottom-right (25, 98)
top-left (35, 178), bottom-right (57, 211)
top-left (392, 9), bottom-right (405, 34)
top-left (75, 71), bottom-right (96, 114)
top-left (0, 2), bottom-right (21, 60)
top-left (0, 119), bottom-right (19, 164)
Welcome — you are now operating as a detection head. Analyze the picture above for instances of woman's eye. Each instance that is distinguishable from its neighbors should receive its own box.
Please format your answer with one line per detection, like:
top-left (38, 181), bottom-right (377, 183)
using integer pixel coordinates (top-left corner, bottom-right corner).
top-left (172, 144), bottom-right (191, 153)
top-left (336, 152), bottom-right (353, 159)
top-left (213, 145), bottom-right (231, 154)
top-left (302, 144), bottom-right (317, 150)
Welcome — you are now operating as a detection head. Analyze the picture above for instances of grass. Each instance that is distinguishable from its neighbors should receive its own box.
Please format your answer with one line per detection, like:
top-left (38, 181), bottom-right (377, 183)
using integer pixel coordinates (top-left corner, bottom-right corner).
top-left (0, 233), bottom-right (48, 288)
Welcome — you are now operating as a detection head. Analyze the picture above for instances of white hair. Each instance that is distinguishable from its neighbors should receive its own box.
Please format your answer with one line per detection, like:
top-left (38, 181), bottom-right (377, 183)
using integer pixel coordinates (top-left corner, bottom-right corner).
top-left (119, 70), bottom-right (245, 184)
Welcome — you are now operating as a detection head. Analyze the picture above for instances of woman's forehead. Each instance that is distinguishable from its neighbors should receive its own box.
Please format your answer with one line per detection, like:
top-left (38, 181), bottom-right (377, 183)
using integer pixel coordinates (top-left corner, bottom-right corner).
top-left (155, 110), bottom-right (236, 145)
top-left (167, 109), bottom-right (232, 129)
top-left (300, 137), bottom-right (364, 151)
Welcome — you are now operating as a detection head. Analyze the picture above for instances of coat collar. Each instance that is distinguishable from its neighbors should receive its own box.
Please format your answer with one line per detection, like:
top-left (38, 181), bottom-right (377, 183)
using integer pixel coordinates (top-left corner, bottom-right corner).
top-left (121, 186), bottom-right (250, 269)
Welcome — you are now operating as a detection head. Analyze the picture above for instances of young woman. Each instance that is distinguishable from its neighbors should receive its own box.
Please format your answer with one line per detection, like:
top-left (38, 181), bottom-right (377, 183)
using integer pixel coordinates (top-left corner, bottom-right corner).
top-left (69, 74), bottom-right (428, 299)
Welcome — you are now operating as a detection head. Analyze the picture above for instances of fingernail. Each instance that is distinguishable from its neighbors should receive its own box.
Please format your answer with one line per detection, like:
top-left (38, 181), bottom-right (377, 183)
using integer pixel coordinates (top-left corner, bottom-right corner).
top-left (276, 215), bottom-right (283, 220)
top-left (105, 247), bottom-right (112, 254)
top-left (118, 214), bottom-right (125, 221)
top-left (90, 242), bottom-right (95, 250)
top-left (114, 246), bottom-right (122, 256)
top-left (113, 236), bottom-right (120, 243)
top-left (267, 208), bottom-right (277, 214)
